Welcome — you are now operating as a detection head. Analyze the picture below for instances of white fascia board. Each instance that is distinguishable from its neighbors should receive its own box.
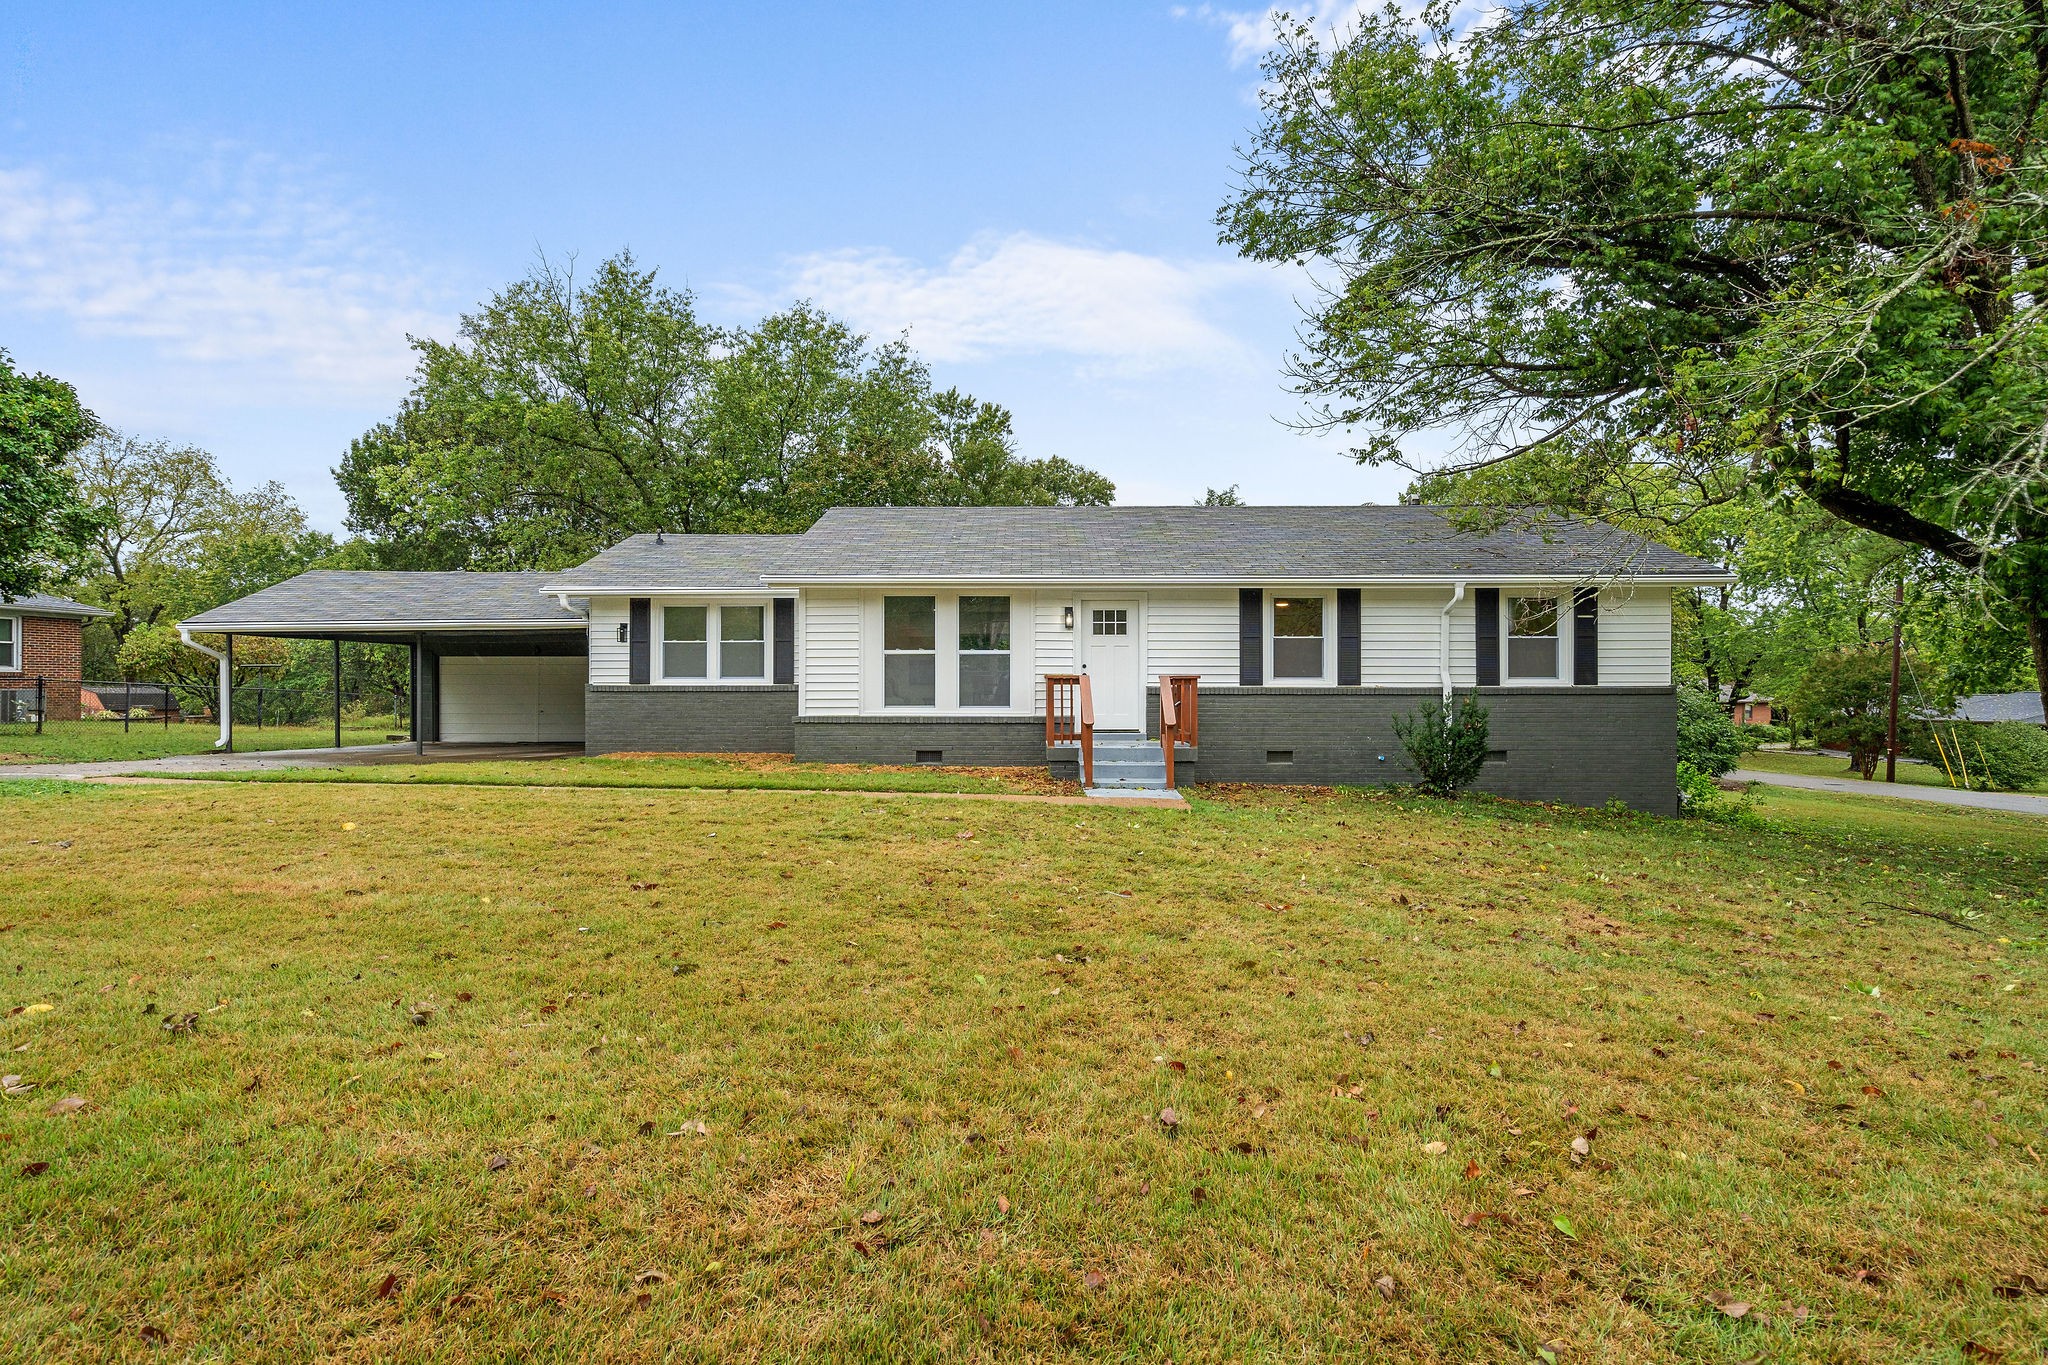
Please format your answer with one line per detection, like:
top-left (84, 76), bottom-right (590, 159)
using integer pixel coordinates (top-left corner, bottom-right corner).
top-left (758, 573), bottom-right (1734, 588)
top-left (177, 619), bottom-right (589, 634)
top-left (538, 584), bottom-right (792, 597)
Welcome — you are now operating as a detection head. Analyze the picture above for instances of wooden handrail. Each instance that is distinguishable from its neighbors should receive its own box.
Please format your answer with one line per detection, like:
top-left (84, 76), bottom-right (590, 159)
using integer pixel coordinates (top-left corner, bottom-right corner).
top-left (1077, 673), bottom-right (1095, 787)
top-left (1157, 674), bottom-right (1198, 791)
top-left (1044, 673), bottom-right (1094, 787)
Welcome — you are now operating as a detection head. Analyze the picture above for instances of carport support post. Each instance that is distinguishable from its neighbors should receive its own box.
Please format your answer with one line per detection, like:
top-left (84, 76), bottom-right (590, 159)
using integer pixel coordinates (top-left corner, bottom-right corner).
top-left (412, 635), bottom-right (424, 756)
top-left (332, 637), bottom-right (342, 750)
top-left (223, 635), bottom-right (234, 754)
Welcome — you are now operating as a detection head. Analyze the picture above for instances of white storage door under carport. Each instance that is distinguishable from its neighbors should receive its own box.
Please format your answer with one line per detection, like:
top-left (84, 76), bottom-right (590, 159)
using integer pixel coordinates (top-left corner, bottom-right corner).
top-left (438, 656), bottom-right (586, 743)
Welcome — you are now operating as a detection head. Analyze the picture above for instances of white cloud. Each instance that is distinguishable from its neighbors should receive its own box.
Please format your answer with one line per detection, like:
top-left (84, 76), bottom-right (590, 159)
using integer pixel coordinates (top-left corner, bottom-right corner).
top-left (1172, 2), bottom-right (1379, 66)
top-left (774, 232), bottom-right (1278, 372)
top-left (0, 151), bottom-right (446, 400)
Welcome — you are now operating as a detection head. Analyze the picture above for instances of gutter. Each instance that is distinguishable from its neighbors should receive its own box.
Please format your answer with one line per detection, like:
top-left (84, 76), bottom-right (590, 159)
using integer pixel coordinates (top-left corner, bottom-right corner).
top-left (177, 626), bottom-right (232, 751)
top-left (1439, 580), bottom-right (1466, 701)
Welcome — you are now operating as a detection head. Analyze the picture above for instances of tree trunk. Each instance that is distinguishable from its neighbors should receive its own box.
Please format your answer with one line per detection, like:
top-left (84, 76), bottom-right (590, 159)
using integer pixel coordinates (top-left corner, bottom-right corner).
top-left (2029, 609), bottom-right (2048, 731)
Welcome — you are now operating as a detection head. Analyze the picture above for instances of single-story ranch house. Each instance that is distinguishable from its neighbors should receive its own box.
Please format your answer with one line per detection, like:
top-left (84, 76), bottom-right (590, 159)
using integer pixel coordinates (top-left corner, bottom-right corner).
top-left (181, 506), bottom-right (1730, 812)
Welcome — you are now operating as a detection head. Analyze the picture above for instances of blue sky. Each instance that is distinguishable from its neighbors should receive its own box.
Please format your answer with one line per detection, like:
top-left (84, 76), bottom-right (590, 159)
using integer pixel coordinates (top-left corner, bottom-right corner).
top-left (2, 2), bottom-right (1409, 530)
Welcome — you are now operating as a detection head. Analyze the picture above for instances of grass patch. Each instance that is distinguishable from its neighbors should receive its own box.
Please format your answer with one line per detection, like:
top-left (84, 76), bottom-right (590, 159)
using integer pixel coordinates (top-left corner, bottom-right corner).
top-left (2, 780), bottom-right (2043, 1360)
top-left (151, 752), bottom-right (1062, 796)
top-left (0, 723), bottom-right (394, 766)
top-left (1740, 748), bottom-right (2048, 795)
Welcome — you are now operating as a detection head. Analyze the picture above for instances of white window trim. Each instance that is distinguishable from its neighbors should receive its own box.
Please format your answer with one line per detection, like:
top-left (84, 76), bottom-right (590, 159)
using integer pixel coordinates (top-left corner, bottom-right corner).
top-left (0, 614), bottom-right (19, 672)
top-left (864, 590), bottom-right (1032, 715)
top-left (656, 600), bottom-right (773, 685)
top-left (1502, 592), bottom-right (1573, 685)
top-left (1265, 591), bottom-right (1335, 685)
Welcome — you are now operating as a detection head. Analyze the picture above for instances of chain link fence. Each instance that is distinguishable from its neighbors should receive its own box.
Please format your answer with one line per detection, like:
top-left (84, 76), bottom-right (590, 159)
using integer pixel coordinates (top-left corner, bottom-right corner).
top-left (0, 676), bottom-right (411, 760)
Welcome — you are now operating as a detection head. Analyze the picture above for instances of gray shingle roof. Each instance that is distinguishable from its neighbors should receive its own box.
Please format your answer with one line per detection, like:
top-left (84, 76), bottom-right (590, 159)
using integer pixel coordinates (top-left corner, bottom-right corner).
top-left (180, 572), bottom-right (582, 632)
top-left (3, 593), bottom-right (111, 619)
top-left (539, 533), bottom-right (803, 594)
top-left (763, 505), bottom-right (1726, 581)
top-left (1952, 691), bottom-right (2045, 724)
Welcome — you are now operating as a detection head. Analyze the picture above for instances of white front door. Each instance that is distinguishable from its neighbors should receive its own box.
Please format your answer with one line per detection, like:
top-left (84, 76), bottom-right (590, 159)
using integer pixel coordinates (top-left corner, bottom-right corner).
top-left (1081, 601), bottom-right (1142, 731)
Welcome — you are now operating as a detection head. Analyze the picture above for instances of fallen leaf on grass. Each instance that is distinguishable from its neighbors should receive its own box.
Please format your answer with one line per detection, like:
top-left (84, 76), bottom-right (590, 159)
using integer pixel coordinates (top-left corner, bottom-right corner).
top-left (139, 1324), bottom-right (169, 1346)
top-left (1861, 1084), bottom-right (1885, 1097)
top-left (1462, 1159), bottom-right (1481, 1180)
top-left (1569, 1135), bottom-right (1591, 1162)
top-left (1710, 1293), bottom-right (1750, 1318)
top-left (632, 1270), bottom-right (666, 1287)
top-left (2, 1075), bottom-right (31, 1096)
top-left (1964, 1343), bottom-right (2006, 1361)
top-left (1373, 1274), bottom-right (1398, 1300)
top-left (1993, 1273), bottom-right (2045, 1299)
top-left (374, 1273), bottom-right (398, 1300)
top-left (637, 1121), bottom-right (655, 1137)
top-left (1159, 1107), bottom-right (1180, 1131)
top-left (46, 1095), bottom-right (85, 1116)
top-left (995, 1195), bottom-right (1010, 1215)
top-left (859, 1210), bottom-right (885, 1226)
top-left (1083, 1270), bottom-right (1106, 1290)
top-left (21, 1160), bottom-right (48, 1176)
top-left (21, 1003), bottom-right (53, 1016)
top-left (456, 992), bottom-right (473, 1003)
top-left (1420, 1140), bottom-right (1448, 1156)
top-left (487, 1154), bottom-right (509, 1171)
top-left (1551, 1216), bottom-right (1577, 1239)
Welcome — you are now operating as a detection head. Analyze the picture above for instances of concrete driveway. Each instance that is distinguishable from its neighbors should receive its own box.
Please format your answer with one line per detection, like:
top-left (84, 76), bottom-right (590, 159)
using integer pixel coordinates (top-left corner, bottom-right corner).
top-left (0, 742), bottom-right (582, 783)
top-left (1734, 767), bottom-right (2048, 817)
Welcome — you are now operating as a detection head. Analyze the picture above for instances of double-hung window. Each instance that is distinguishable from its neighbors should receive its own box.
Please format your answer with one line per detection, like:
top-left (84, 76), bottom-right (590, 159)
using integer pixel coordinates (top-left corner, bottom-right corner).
top-left (1507, 596), bottom-right (1561, 680)
top-left (957, 596), bottom-right (1011, 708)
top-left (883, 596), bottom-right (937, 707)
top-left (0, 616), bottom-right (16, 672)
top-left (660, 603), bottom-right (769, 682)
top-left (1271, 597), bottom-right (1325, 680)
top-left (720, 605), bottom-right (766, 680)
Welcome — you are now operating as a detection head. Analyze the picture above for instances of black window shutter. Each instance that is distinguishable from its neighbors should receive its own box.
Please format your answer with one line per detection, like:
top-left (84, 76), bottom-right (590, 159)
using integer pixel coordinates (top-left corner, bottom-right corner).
top-left (629, 598), bottom-right (651, 685)
top-left (1238, 588), bottom-right (1263, 686)
top-left (1337, 588), bottom-right (1361, 686)
top-left (1473, 587), bottom-right (1500, 686)
top-left (773, 598), bottom-right (796, 684)
top-left (1573, 587), bottom-right (1599, 686)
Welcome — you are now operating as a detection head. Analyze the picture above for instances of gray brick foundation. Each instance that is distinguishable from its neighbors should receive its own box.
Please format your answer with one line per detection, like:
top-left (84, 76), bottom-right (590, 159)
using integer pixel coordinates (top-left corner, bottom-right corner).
top-left (585, 685), bottom-right (796, 754)
top-left (795, 715), bottom-right (1046, 767)
top-left (1146, 686), bottom-right (1678, 814)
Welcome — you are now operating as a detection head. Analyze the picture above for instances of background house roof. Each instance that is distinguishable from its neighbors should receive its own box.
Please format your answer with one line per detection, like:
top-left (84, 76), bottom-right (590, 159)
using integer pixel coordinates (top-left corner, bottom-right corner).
top-left (764, 505), bottom-right (1728, 581)
top-left (3, 593), bottom-right (112, 620)
top-left (181, 571), bottom-right (583, 634)
top-left (1951, 691), bottom-right (2046, 724)
top-left (539, 533), bottom-right (803, 594)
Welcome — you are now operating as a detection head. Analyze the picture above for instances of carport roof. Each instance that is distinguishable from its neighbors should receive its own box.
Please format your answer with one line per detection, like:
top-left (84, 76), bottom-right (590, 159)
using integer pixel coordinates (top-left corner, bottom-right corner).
top-left (181, 571), bottom-right (583, 636)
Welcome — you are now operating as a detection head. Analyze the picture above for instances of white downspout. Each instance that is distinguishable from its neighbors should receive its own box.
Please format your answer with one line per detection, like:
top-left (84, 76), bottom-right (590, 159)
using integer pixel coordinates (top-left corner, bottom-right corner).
top-left (1439, 580), bottom-right (1466, 701)
top-left (178, 626), bottom-right (232, 750)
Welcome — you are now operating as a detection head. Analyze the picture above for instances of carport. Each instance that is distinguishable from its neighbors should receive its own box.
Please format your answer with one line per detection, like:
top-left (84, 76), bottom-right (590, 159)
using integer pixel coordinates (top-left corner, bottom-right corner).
top-left (177, 571), bottom-right (588, 754)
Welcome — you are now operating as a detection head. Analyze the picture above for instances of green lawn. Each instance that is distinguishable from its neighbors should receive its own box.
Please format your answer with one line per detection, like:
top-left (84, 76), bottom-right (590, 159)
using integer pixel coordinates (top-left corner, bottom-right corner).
top-left (2, 777), bottom-right (2042, 1361)
top-left (153, 751), bottom-right (1061, 796)
top-left (0, 722), bottom-right (395, 766)
top-left (1740, 747), bottom-right (2048, 795)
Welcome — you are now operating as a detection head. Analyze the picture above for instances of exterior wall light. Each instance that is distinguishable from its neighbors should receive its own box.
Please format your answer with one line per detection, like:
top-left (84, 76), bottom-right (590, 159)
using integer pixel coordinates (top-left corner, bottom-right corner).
top-left (616, 622), bottom-right (630, 643)
top-left (1062, 605), bottom-right (1074, 631)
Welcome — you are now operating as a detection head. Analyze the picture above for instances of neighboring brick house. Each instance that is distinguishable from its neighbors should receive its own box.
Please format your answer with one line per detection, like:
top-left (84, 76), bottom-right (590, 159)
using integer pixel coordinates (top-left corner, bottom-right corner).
top-left (0, 594), bottom-right (111, 722)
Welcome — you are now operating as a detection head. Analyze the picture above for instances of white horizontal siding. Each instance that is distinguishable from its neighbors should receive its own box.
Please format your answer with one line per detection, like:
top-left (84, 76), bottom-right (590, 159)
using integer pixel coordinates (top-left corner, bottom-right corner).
top-left (1032, 593), bottom-right (1076, 709)
top-left (1596, 585), bottom-right (1671, 684)
top-left (441, 656), bottom-right (585, 742)
top-left (1360, 588), bottom-right (1454, 686)
top-left (587, 597), bottom-right (629, 686)
top-left (801, 590), bottom-right (862, 715)
top-left (1146, 590), bottom-right (1237, 683)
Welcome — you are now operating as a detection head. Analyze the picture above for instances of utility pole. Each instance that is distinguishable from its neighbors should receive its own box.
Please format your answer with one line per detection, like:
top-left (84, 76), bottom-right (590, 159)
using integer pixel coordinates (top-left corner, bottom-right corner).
top-left (1885, 572), bottom-right (1903, 783)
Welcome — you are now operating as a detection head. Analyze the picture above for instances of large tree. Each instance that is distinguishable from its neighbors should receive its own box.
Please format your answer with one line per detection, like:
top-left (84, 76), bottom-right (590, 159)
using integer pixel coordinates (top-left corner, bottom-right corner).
top-left (338, 253), bottom-right (1112, 568)
top-left (1221, 0), bottom-right (2048, 721)
top-left (0, 349), bottom-right (100, 598)
top-left (65, 431), bottom-right (335, 674)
